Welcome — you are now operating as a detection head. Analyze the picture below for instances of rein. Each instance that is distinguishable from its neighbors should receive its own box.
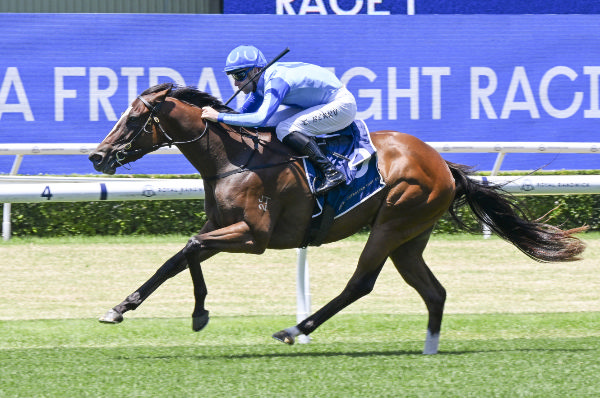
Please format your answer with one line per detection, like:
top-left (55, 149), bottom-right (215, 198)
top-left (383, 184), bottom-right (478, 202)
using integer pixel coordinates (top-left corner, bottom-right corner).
top-left (202, 127), bottom-right (302, 181)
top-left (202, 158), bottom-right (300, 181)
top-left (137, 95), bottom-right (209, 147)
top-left (123, 94), bottom-right (302, 180)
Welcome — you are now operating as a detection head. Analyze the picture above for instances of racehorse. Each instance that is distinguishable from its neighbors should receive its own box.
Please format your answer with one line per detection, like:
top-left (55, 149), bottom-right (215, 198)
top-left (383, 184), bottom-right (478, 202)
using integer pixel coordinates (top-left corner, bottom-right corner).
top-left (89, 83), bottom-right (586, 354)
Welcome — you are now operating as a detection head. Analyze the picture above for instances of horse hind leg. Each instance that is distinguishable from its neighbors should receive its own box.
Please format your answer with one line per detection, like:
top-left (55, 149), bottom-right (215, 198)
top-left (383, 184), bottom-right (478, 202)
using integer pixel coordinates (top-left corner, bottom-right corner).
top-left (273, 237), bottom-right (389, 345)
top-left (389, 229), bottom-right (446, 354)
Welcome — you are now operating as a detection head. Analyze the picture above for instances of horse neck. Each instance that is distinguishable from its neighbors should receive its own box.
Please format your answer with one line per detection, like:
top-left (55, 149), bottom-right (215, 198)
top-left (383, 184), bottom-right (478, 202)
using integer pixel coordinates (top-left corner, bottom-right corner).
top-left (158, 98), bottom-right (232, 179)
top-left (173, 119), bottom-right (251, 180)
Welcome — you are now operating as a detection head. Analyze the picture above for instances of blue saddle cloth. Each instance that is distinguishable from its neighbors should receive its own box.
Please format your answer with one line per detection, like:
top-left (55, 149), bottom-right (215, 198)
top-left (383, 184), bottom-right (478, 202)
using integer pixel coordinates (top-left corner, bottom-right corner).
top-left (302, 120), bottom-right (385, 218)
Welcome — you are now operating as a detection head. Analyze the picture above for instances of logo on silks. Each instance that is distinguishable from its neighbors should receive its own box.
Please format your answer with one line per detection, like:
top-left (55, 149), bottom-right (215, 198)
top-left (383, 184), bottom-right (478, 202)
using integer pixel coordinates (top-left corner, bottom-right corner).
top-left (142, 185), bottom-right (156, 197)
top-left (520, 179), bottom-right (534, 192)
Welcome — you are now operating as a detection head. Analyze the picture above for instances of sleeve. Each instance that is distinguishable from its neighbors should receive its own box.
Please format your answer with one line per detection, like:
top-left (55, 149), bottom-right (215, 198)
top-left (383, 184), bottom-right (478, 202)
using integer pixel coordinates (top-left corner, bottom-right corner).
top-left (236, 93), bottom-right (261, 114)
top-left (218, 77), bottom-right (290, 127)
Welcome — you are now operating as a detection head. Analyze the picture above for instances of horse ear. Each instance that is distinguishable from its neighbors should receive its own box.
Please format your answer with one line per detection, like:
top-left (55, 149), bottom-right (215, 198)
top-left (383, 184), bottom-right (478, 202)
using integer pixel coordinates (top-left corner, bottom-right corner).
top-left (151, 84), bottom-right (172, 102)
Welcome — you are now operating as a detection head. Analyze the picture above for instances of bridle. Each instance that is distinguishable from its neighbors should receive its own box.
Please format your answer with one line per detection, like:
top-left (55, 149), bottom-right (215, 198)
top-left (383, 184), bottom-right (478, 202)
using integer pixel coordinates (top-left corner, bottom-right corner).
top-left (114, 91), bottom-right (301, 179)
top-left (114, 94), bottom-right (209, 166)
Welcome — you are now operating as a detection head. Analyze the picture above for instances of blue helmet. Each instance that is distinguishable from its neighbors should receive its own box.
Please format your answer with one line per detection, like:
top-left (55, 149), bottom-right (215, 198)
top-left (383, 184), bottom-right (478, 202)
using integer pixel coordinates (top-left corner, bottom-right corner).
top-left (224, 45), bottom-right (267, 72)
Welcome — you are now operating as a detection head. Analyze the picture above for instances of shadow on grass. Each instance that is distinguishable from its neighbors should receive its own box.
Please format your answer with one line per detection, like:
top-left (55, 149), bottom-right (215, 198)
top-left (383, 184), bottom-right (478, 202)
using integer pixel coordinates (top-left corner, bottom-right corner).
top-left (119, 345), bottom-right (597, 361)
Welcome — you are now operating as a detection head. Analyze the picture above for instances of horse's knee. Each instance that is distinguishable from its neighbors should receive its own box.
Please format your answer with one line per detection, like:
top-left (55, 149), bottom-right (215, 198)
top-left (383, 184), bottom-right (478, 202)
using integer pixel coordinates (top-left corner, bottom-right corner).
top-left (183, 237), bottom-right (202, 258)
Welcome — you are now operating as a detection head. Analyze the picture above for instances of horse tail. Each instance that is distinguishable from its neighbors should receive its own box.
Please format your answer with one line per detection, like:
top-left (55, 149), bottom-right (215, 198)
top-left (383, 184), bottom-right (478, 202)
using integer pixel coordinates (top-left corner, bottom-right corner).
top-left (446, 161), bottom-right (587, 262)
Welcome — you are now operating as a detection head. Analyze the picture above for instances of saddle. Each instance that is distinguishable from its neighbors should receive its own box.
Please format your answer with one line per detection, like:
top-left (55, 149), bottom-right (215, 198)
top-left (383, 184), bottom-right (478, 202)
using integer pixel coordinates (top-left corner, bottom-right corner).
top-left (300, 120), bottom-right (385, 247)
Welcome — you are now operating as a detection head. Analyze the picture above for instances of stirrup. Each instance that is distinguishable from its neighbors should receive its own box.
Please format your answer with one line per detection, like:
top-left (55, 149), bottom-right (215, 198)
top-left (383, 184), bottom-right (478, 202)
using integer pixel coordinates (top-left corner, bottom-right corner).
top-left (315, 170), bottom-right (345, 195)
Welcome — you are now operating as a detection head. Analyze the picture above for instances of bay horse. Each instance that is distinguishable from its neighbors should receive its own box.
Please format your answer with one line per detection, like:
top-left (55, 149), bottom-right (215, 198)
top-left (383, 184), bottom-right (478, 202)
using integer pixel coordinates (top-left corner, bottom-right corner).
top-left (89, 83), bottom-right (586, 354)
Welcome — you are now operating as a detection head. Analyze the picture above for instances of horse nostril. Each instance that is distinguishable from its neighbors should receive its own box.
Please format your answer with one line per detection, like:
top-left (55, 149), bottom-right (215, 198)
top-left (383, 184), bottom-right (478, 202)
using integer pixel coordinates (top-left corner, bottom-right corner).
top-left (89, 152), bottom-right (104, 165)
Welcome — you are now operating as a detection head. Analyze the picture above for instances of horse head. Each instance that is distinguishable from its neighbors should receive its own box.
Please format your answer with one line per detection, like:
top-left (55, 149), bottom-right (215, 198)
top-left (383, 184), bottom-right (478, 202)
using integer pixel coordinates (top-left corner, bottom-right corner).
top-left (89, 83), bottom-right (174, 174)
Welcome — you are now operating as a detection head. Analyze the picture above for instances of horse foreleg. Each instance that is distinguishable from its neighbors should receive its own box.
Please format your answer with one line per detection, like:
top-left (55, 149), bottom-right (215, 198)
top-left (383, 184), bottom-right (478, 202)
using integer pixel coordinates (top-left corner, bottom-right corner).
top-left (99, 250), bottom-right (188, 324)
top-left (185, 249), bottom-right (217, 332)
top-left (182, 221), bottom-right (268, 331)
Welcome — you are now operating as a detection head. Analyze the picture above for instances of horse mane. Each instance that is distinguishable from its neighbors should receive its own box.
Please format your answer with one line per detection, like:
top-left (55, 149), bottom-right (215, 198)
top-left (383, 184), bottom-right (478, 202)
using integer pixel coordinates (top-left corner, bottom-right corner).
top-left (142, 83), bottom-right (277, 137)
top-left (141, 83), bottom-right (235, 113)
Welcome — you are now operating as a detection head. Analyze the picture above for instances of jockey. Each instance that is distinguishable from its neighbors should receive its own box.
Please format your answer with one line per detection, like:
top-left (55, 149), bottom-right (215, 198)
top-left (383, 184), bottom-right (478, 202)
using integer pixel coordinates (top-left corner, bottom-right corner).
top-left (201, 45), bottom-right (357, 196)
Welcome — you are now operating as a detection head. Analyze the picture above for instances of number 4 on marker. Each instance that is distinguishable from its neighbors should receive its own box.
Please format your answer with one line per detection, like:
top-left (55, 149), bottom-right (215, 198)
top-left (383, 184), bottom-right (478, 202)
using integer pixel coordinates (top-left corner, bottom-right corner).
top-left (41, 186), bottom-right (53, 200)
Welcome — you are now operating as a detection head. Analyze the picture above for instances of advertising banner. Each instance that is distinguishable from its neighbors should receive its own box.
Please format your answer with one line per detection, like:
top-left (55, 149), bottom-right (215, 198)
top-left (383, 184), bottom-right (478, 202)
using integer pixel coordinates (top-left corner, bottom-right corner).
top-left (1, 14), bottom-right (598, 174)
top-left (223, 0), bottom-right (600, 15)
top-left (224, 0), bottom-right (404, 15)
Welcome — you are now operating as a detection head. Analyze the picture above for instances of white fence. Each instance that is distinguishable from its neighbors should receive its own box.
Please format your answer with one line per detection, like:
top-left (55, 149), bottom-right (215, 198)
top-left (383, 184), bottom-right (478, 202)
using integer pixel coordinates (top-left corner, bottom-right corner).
top-left (3, 174), bottom-right (600, 203)
top-left (0, 179), bottom-right (205, 203)
top-left (471, 175), bottom-right (600, 195)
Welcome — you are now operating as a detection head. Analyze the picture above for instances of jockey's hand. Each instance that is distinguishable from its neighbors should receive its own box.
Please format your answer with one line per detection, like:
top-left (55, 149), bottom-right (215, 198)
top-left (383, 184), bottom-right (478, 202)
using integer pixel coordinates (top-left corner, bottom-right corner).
top-left (201, 106), bottom-right (219, 122)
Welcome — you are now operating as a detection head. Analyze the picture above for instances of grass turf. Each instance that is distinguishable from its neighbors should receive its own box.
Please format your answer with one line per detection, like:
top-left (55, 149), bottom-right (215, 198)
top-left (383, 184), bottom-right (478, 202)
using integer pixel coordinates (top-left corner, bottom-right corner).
top-left (1, 233), bottom-right (598, 396)
top-left (1, 313), bottom-right (599, 397)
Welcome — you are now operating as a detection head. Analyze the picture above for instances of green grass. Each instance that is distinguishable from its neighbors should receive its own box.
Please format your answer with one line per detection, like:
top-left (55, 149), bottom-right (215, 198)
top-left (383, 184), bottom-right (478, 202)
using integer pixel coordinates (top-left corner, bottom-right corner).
top-left (1, 313), bottom-right (599, 397)
top-left (1, 234), bottom-right (599, 397)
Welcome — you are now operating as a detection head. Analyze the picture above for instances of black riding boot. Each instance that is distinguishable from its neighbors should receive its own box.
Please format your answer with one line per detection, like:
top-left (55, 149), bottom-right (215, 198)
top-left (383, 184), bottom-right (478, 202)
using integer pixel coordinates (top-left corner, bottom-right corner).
top-left (283, 131), bottom-right (346, 195)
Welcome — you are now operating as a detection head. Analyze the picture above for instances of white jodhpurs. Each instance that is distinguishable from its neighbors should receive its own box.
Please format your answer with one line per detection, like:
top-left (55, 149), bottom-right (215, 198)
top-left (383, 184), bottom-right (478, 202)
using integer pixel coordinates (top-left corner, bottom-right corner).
top-left (275, 87), bottom-right (357, 141)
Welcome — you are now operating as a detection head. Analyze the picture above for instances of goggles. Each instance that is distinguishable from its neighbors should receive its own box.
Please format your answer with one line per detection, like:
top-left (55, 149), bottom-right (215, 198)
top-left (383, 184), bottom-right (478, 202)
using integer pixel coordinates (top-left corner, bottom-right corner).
top-left (228, 68), bottom-right (252, 82)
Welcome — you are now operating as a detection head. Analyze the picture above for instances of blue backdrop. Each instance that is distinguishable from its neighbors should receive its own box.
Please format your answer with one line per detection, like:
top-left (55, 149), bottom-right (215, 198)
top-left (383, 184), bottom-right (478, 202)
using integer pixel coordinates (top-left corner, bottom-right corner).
top-left (0, 14), bottom-right (598, 175)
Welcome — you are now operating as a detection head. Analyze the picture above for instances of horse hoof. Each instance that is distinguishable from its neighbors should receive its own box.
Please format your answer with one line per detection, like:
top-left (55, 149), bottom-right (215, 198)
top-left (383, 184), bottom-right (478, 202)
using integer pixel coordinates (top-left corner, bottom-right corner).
top-left (99, 309), bottom-right (123, 324)
top-left (272, 330), bottom-right (295, 345)
top-left (192, 310), bottom-right (209, 332)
